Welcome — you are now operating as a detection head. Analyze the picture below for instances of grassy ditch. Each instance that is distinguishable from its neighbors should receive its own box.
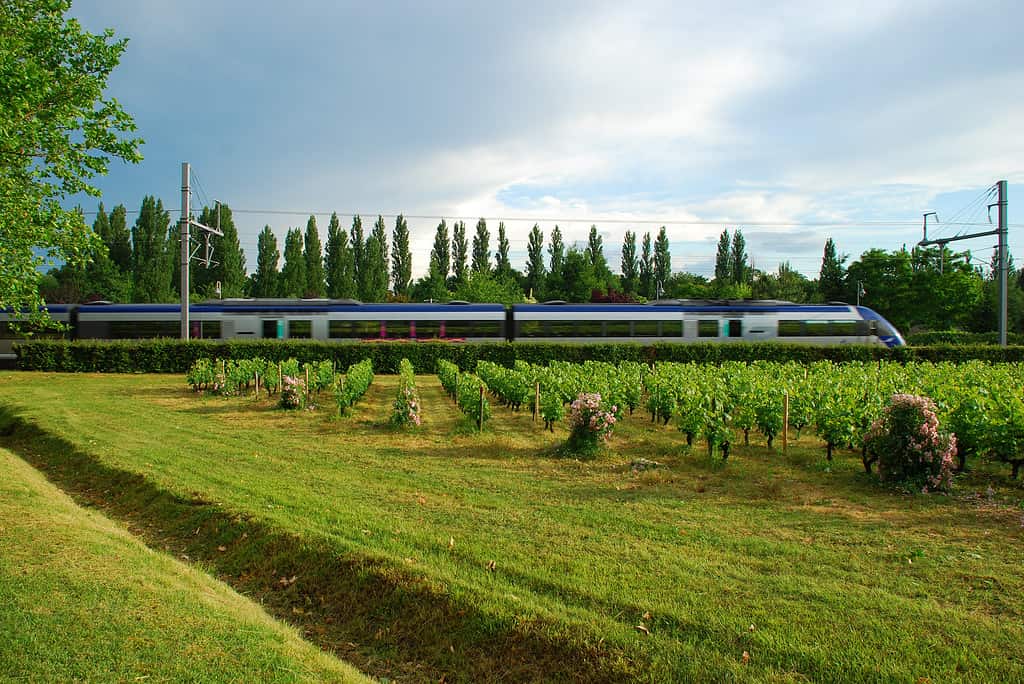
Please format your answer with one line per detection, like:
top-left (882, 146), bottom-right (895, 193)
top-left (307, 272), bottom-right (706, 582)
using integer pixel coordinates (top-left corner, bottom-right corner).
top-left (1, 371), bottom-right (1023, 682)
top-left (0, 446), bottom-right (369, 683)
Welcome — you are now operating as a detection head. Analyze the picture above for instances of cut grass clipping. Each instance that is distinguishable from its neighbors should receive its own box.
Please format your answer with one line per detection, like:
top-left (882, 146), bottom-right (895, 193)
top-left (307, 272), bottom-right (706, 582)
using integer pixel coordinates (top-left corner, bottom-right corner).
top-left (0, 446), bottom-right (369, 683)
top-left (1, 371), bottom-right (1023, 683)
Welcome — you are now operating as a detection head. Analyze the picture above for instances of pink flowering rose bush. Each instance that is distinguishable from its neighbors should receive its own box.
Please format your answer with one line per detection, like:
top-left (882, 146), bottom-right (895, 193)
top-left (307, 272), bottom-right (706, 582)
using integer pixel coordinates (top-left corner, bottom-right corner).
top-left (565, 392), bottom-right (620, 457)
top-left (863, 394), bottom-right (956, 492)
top-left (278, 375), bottom-right (305, 410)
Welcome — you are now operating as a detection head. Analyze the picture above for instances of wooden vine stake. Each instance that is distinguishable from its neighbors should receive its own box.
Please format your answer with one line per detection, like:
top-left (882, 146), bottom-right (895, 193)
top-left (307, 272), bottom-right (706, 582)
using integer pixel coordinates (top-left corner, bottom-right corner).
top-left (533, 382), bottom-right (540, 423)
top-left (782, 391), bottom-right (790, 455)
top-left (304, 366), bottom-right (310, 404)
top-left (478, 384), bottom-right (485, 432)
top-left (255, 371), bottom-right (260, 400)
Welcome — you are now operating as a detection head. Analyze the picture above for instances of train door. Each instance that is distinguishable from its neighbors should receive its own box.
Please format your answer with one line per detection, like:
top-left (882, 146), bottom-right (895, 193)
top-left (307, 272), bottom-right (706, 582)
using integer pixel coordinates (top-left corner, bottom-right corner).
top-left (262, 319), bottom-right (284, 339)
top-left (725, 319), bottom-right (743, 339)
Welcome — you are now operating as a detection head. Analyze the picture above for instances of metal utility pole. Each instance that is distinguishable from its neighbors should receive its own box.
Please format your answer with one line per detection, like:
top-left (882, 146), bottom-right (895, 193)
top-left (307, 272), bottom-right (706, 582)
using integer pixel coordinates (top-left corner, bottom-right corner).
top-left (180, 163), bottom-right (190, 339)
top-left (179, 162), bottom-right (223, 339)
top-left (998, 180), bottom-right (1008, 347)
top-left (918, 180), bottom-right (1009, 347)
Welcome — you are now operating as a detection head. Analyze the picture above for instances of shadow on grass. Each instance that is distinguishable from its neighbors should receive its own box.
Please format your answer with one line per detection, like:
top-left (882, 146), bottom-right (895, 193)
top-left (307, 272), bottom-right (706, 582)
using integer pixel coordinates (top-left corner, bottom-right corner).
top-left (0, 407), bottom-right (638, 684)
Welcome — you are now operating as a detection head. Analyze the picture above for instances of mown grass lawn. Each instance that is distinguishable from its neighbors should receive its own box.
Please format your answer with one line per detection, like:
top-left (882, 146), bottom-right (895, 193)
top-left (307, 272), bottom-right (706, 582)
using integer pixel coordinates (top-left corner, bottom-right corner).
top-left (0, 445), bottom-right (369, 683)
top-left (1, 370), bottom-right (1022, 683)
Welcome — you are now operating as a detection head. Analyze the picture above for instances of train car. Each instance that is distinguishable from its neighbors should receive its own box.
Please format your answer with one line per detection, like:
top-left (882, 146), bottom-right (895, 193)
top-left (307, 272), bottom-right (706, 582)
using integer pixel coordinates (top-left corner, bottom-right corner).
top-left (1, 298), bottom-right (905, 359)
top-left (0, 305), bottom-right (73, 363)
top-left (511, 300), bottom-right (905, 347)
top-left (73, 299), bottom-right (509, 343)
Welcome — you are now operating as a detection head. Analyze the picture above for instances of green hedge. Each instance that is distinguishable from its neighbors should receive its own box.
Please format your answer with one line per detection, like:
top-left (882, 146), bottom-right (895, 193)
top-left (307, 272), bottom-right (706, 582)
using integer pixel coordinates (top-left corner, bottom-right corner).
top-left (15, 339), bottom-right (1024, 373)
top-left (906, 330), bottom-right (1024, 346)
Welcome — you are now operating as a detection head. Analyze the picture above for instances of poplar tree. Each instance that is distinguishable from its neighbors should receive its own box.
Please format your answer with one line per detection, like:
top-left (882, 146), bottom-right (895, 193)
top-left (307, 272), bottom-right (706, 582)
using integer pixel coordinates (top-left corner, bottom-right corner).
top-left (730, 229), bottom-right (748, 285)
top-left (639, 232), bottom-right (653, 298)
top-left (107, 204), bottom-right (132, 274)
top-left (325, 212), bottom-right (356, 298)
top-left (452, 220), bottom-right (468, 287)
top-left (819, 237), bottom-right (847, 302)
top-left (495, 222), bottom-right (512, 280)
top-left (429, 220), bottom-right (450, 284)
top-left (217, 204), bottom-right (247, 297)
top-left (371, 215), bottom-right (389, 293)
top-left (471, 217), bottom-right (491, 273)
top-left (621, 230), bottom-right (638, 295)
top-left (252, 225), bottom-right (280, 297)
top-left (714, 229), bottom-right (732, 284)
top-left (525, 224), bottom-right (546, 299)
top-left (389, 214), bottom-right (412, 297)
top-left (280, 228), bottom-right (306, 297)
top-left (362, 232), bottom-right (388, 301)
top-left (131, 196), bottom-right (172, 302)
top-left (93, 203), bottom-right (111, 253)
top-left (304, 215), bottom-right (326, 297)
top-left (545, 225), bottom-right (566, 299)
top-left (351, 215), bottom-right (364, 298)
top-left (654, 227), bottom-right (672, 295)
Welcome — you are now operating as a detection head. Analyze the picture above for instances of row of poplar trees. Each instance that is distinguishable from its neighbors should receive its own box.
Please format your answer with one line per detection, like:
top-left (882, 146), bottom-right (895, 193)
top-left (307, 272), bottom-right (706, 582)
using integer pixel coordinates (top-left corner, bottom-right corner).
top-left (47, 201), bottom-right (679, 303)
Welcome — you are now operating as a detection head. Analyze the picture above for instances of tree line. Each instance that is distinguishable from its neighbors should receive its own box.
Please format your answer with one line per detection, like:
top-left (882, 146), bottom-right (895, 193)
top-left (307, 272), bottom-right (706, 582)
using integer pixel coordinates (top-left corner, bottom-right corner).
top-left (43, 198), bottom-right (1023, 335)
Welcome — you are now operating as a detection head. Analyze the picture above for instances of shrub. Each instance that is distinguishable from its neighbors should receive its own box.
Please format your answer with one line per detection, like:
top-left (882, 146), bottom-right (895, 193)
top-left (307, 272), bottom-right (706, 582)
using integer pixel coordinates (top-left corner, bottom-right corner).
top-left (864, 394), bottom-right (956, 492)
top-left (565, 392), bottom-right (618, 457)
top-left (278, 375), bottom-right (305, 410)
top-left (391, 358), bottom-right (421, 427)
top-left (335, 359), bottom-right (373, 415)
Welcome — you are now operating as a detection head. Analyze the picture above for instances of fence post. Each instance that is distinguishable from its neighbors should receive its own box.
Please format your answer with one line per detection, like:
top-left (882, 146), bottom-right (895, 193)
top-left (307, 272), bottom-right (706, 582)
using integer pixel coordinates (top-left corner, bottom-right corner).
top-left (478, 383), bottom-right (485, 432)
top-left (783, 391), bottom-right (789, 454)
top-left (533, 382), bottom-right (540, 423)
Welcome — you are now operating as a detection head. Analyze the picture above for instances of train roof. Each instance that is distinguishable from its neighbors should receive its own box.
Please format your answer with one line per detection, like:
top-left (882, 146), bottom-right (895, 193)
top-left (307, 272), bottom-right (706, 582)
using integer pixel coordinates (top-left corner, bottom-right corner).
top-left (512, 302), bottom-right (854, 313)
top-left (74, 301), bottom-right (506, 313)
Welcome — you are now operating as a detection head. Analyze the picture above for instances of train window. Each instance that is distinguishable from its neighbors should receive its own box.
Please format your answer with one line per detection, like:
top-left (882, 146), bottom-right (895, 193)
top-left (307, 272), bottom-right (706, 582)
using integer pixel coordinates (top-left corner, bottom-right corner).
top-left (109, 321), bottom-right (179, 339)
top-left (516, 320), bottom-right (544, 338)
top-left (805, 321), bottom-right (831, 336)
top-left (200, 321), bottom-right (221, 339)
top-left (728, 319), bottom-right (743, 338)
top-left (329, 320), bottom-right (379, 338)
top-left (662, 320), bottom-right (683, 337)
top-left (698, 320), bottom-right (718, 337)
top-left (832, 320), bottom-right (858, 336)
top-left (778, 320), bottom-right (803, 336)
top-left (386, 321), bottom-right (409, 338)
top-left (446, 319), bottom-right (501, 338)
top-left (414, 320), bottom-right (441, 339)
top-left (605, 321), bottom-right (632, 337)
top-left (633, 320), bottom-right (660, 336)
top-left (574, 321), bottom-right (605, 337)
top-left (288, 320), bottom-right (312, 339)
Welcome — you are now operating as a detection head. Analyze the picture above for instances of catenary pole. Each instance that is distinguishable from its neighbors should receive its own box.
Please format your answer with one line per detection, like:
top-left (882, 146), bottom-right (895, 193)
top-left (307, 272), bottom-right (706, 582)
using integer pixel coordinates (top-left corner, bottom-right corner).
top-left (180, 162), bottom-right (190, 340)
top-left (998, 180), bottom-right (1008, 347)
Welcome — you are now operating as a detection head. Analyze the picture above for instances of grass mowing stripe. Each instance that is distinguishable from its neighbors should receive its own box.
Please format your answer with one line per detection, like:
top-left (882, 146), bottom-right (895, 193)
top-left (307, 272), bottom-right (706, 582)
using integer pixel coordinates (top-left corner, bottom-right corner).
top-left (1, 371), bottom-right (1023, 682)
top-left (0, 447), bottom-right (369, 683)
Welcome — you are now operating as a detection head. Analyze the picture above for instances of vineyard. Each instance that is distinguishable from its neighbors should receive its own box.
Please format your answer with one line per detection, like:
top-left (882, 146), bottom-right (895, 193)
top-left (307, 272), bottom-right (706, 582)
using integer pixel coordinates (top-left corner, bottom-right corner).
top-left (185, 356), bottom-right (1024, 480)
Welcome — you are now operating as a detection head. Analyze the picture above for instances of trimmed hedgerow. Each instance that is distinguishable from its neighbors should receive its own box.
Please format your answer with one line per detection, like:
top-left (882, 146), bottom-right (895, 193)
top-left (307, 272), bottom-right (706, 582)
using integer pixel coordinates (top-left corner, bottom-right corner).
top-left (14, 338), bottom-right (1024, 373)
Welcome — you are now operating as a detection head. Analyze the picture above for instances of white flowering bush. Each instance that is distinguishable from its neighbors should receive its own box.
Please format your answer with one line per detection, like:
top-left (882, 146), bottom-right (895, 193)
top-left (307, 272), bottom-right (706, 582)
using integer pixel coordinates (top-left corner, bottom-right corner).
top-left (278, 375), bottom-right (305, 410)
top-left (566, 392), bottom-right (618, 456)
top-left (864, 394), bottom-right (956, 492)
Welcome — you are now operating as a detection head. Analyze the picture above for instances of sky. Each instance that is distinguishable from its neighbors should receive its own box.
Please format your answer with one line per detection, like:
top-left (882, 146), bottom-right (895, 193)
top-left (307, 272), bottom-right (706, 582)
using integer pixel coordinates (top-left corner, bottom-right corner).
top-left (69, 0), bottom-right (1024, 281)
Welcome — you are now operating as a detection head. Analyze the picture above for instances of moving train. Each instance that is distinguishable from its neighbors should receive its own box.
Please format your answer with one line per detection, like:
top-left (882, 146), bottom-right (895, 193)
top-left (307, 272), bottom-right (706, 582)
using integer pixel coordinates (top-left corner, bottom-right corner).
top-left (0, 299), bottom-right (906, 361)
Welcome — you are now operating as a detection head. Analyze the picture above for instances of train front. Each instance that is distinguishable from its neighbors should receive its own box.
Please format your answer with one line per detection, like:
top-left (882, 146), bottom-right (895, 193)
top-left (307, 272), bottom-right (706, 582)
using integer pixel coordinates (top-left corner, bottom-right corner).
top-left (856, 306), bottom-right (906, 347)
